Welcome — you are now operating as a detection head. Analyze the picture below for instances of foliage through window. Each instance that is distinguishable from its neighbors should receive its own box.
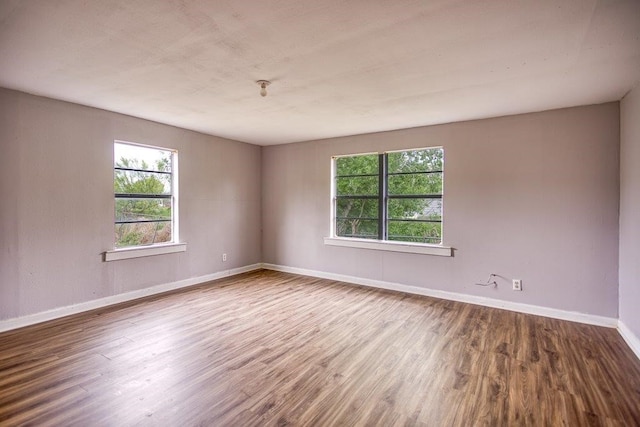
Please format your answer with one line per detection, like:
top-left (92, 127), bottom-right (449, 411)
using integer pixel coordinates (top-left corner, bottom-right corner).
top-left (114, 141), bottom-right (176, 248)
top-left (334, 148), bottom-right (443, 244)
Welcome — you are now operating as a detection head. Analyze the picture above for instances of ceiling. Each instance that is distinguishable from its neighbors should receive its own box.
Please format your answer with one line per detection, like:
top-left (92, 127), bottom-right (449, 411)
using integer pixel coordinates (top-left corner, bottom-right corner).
top-left (1, 0), bottom-right (639, 146)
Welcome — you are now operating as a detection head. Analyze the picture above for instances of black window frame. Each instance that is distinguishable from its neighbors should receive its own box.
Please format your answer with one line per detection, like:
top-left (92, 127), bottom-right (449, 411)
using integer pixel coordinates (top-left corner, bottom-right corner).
top-left (333, 147), bottom-right (444, 244)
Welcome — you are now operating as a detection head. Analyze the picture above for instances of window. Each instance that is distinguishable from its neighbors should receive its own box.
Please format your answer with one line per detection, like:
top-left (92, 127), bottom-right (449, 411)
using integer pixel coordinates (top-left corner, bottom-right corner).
top-left (113, 141), bottom-right (177, 248)
top-left (333, 147), bottom-right (443, 245)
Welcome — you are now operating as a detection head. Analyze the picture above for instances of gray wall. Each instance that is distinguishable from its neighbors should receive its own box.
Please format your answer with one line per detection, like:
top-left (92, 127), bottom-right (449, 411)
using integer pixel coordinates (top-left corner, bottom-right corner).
top-left (262, 103), bottom-right (620, 317)
top-left (620, 85), bottom-right (640, 337)
top-left (0, 88), bottom-right (262, 320)
top-left (0, 89), bottom-right (625, 323)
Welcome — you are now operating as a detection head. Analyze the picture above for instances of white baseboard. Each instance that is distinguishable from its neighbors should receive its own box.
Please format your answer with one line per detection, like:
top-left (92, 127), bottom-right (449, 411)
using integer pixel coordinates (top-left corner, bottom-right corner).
top-left (0, 263), bottom-right (262, 333)
top-left (3, 262), bottom-right (632, 358)
top-left (261, 263), bottom-right (618, 328)
top-left (618, 321), bottom-right (640, 360)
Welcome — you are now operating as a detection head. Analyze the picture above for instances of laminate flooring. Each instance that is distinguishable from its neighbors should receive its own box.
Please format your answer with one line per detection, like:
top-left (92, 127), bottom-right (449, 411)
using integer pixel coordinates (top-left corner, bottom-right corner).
top-left (1, 270), bottom-right (639, 426)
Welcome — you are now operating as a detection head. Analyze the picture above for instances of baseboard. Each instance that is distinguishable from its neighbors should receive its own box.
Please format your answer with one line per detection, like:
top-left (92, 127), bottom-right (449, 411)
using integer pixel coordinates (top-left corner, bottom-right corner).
top-left (261, 263), bottom-right (618, 328)
top-left (2, 262), bottom-right (628, 350)
top-left (618, 321), bottom-right (640, 360)
top-left (0, 263), bottom-right (262, 333)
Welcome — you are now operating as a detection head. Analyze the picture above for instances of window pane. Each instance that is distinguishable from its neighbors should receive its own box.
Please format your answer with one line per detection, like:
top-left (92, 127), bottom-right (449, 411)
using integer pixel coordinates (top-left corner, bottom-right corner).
top-left (114, 143), bottom-right (172, 172)
top-left (115, 222), bottom-right (172, 248)
top-left (116, 198), bottom-right (172, 222)
top-left (114, 141), bottom-right (176, 250)
top-left (336, 175), bottom-right (378, 196)
top-left (388, 198), bottom-right (442, 221)
top-left (336, 219), bottom-right (378, 239)
top-left (388, 148), bottom-right (443, 173)
top-left (333, 148), bottom-right (444, 244)
top-left (388, 172), bottom-right (442, 195)
top-left (336, 154), bottom-right (378, 176)
top-left (388, 221), bottom-right (441, 244)
top-left (336, 198), bottom-right (378, 219)
top-left (115, 170), bottom-right (171, 195)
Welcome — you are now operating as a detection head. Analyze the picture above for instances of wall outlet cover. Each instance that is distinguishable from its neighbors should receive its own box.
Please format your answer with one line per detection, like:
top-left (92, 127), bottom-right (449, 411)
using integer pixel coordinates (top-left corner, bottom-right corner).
top-left (513, 279), bottom-right (522, 291)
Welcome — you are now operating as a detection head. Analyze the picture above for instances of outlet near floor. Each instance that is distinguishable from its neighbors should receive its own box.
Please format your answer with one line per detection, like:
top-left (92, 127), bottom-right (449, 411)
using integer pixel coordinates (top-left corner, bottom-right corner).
top-left (512, 279), bottom-right (522, 291)
top-left (222, 253), bottom-right (227, 262)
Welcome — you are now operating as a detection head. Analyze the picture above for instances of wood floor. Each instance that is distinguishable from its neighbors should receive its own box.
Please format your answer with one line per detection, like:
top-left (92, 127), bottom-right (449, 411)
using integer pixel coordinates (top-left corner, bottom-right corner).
top-left (1, 270), bottom-right (639, 426)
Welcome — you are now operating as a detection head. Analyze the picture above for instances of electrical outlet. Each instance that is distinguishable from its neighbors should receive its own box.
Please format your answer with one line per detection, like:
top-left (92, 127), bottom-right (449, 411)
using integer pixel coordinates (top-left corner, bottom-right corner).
top-left (512, 279), bottom-right (522, 291)
top-left (222, 253), bottom-right (227, 262)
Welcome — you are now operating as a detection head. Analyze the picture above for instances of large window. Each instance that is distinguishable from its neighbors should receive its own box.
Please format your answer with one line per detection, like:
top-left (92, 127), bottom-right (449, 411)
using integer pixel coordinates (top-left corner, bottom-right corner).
top-left (333, 147), bottom-right (443, 244)
top-left (114, 141), bottom-right (177, 248)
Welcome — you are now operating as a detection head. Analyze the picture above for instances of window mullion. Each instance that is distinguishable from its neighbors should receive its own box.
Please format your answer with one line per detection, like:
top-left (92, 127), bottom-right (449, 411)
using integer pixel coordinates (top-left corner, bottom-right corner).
top-left (115, 193), bottom-right (171, 199)
top-left (379, 153), bottom-right (388, 240)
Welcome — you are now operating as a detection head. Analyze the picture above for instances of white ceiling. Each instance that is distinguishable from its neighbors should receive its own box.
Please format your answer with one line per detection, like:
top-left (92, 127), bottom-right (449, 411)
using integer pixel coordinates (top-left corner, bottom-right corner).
top-left (1, 0), bottom-right (639, 146)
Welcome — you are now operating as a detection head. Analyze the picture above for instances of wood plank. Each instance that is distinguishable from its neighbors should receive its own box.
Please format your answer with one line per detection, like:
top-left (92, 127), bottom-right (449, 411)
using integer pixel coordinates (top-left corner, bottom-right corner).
top-left (0, 270), bottom-right (639, 426)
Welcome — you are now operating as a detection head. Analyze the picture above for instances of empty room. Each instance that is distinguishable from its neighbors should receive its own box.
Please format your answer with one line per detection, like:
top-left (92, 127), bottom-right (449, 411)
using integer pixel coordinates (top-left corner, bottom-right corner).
top-left (1, 0), bottom-right (640, 425)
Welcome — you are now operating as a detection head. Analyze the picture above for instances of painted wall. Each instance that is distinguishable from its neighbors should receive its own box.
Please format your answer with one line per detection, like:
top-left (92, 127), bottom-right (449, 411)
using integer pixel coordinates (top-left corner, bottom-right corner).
top-left (262, 103), bottom-right (620, 317)
top-left (620, 85), bottom-right (640, 339)
top-left (0, 88), bottom-right (624, 324)
top-left (0, 88), bottom-right (262, 320)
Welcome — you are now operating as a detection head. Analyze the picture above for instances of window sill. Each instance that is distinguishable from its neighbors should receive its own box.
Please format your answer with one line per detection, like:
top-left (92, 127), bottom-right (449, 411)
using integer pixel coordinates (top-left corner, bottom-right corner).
top-left (324, 237), bottom-right (452, 257)
top-left (104, 242), bottom-right (187, 262)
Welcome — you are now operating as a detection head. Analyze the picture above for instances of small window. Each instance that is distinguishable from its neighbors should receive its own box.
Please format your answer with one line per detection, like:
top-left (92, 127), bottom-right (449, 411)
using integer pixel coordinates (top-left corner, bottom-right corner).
top-left (333, 147), bottom-right (443, 244)
top-left (114, 141), bottom-right (177, 248)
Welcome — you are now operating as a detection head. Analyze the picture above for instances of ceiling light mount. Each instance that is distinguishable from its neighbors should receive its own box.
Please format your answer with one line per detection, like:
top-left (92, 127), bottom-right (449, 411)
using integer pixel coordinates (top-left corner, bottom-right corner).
top-left (257, 80), bottom-right (271, 97)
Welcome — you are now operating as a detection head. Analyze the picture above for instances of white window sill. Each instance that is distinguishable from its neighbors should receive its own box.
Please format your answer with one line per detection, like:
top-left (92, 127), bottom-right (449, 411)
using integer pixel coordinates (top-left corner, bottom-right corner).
top-left (324, 237), bottom-right (452, 257)
top-left (104, 242), bottom-right (187, 262)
